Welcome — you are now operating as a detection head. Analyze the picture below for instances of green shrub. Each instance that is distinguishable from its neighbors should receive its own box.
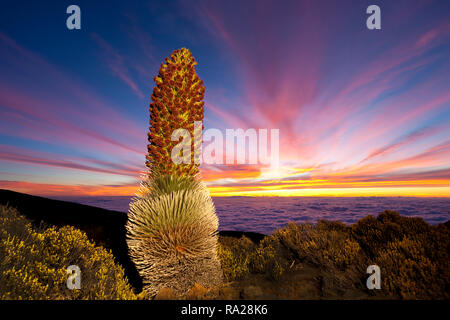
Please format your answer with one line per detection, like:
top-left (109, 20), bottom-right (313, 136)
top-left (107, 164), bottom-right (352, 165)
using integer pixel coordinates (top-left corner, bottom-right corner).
top-left (218, 235), bottom-right (285, 281)
top-left (352, 211), bottom-right (449, 299)
top-left (249, 244), bottom-right (284, 280)
top-left (0, 205), bottom-right (137, 300)
top-left (375, 236), bottom-right (447, 299)
top-left (267, 221), bottom-right (366, 295)
top-left (217, 212), bottom-right (448, 299)
top-left (271, 221), bottom-right (363, 270)
top-left (217, 242), bottom-right (250, 281)
top-left (351, 210), bottom-right (431, 259)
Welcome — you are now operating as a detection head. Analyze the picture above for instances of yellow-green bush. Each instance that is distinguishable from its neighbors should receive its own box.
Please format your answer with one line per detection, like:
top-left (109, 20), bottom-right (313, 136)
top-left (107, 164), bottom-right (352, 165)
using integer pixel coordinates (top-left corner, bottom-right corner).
top-left (0, 205), bottom-right (138, 300)
top-left (218, 236), bottom-right (285, 281)
top-left (248, 240), bottom-right (285, 280)
top-left (217, 243), bottom-right (250, 281)
top-left (375, 237), bottom-right (446, 299)
top-left (351, 210), bottom-right (431, 258)
top-left (218, 236), bottom-right (254, 281)
top-left (217, 212), bottom-right (448, 299)
top-left (351, 210), bottom-right (449, 299)
top-left (267, 221), bottom-right (365, 295)
top-left (271, 221), bottom-right (363, 270)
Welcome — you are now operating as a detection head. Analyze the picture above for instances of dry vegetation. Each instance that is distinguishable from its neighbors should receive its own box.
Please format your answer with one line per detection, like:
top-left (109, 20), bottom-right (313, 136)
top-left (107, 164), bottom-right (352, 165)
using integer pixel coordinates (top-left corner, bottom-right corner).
top-left (0, 205), bottom-right (138, 300)
top-left (1, 204), bottom-right (448, 300)
top-left (213, 210), bottom-right (449, 300)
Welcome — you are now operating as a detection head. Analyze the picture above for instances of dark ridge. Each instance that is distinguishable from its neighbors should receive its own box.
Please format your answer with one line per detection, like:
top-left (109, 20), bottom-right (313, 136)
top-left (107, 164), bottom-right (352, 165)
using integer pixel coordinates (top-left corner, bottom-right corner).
top-left (0, 189), bottom-right (142, 292)
top-left (218, 230), bottom-right (266, 243)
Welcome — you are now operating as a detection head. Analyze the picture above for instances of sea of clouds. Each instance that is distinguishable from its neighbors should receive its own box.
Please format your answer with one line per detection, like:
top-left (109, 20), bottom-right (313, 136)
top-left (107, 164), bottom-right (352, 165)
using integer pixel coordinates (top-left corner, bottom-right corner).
top-left (51, 196), bottom-right (450, 235)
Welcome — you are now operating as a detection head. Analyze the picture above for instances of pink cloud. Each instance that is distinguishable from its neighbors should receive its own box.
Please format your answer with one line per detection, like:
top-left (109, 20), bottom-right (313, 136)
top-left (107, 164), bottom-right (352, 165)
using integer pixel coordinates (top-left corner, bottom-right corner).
top-left (0, 145), bottom-right (141, 177)
top-left (0, 84), bottom-right (143, 155)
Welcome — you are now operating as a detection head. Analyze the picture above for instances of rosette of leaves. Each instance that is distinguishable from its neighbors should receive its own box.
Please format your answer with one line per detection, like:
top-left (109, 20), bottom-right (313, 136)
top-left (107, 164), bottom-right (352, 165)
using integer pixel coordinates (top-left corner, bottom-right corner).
top-left (126, 174), bottom-right (222, 296)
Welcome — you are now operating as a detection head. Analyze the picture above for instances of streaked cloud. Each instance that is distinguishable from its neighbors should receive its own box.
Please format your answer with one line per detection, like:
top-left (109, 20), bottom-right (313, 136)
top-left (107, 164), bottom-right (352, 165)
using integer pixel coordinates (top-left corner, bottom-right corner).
top-left (0, 1), bottom-right (449, 197)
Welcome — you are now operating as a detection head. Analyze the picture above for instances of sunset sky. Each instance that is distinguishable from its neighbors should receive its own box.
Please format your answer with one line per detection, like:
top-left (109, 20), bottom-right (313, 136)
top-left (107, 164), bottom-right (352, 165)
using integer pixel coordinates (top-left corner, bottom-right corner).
top-left (0, 0), bottom-right (449, 197)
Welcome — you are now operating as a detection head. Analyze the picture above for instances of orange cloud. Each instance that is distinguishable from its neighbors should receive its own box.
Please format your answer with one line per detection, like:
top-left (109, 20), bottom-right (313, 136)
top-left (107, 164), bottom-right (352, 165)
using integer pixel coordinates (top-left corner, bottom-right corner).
top-left (0, 180), bottom-right (139, 197)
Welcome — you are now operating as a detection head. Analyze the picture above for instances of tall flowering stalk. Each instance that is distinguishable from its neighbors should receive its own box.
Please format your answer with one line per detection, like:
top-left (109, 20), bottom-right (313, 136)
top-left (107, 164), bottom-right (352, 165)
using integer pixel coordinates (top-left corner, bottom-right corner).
top-left (146, 48), bottom-right (204, 176)
top-left (127, 48), bottom-right (222, 297)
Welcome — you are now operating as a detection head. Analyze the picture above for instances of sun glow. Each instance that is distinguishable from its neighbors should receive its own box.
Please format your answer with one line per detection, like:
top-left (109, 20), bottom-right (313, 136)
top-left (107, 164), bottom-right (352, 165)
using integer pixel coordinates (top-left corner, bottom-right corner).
top-left (208, 186), bottom-right (450, 197)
